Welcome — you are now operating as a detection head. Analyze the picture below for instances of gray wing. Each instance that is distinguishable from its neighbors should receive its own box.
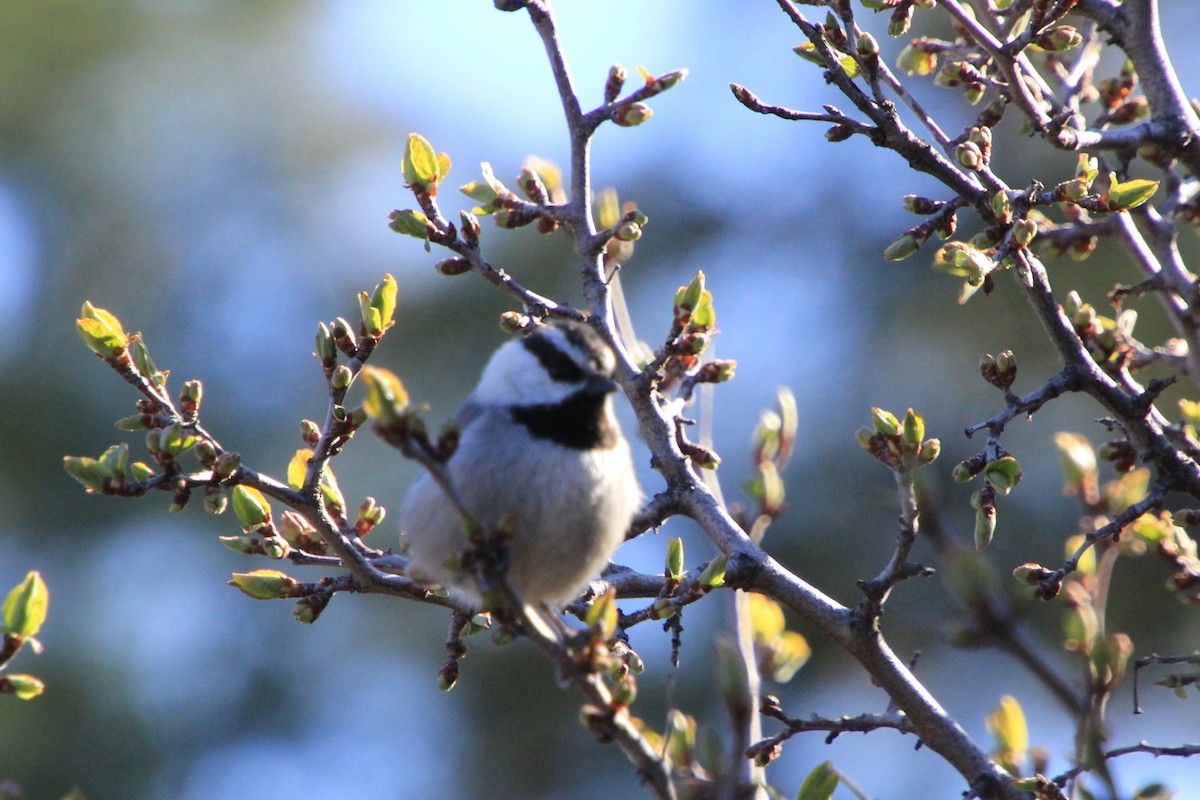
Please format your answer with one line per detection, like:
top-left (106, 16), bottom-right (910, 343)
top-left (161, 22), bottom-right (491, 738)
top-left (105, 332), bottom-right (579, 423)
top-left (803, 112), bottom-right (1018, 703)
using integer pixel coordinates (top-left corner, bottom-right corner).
top-left (451, 396), bottom-right (486, 429)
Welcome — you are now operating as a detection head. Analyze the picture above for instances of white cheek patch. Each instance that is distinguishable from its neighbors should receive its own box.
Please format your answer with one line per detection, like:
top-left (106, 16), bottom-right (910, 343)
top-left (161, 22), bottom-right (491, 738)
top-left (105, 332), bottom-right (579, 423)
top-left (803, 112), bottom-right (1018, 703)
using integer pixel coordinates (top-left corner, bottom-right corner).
top-left (472, 340), bottom-right (580, 407)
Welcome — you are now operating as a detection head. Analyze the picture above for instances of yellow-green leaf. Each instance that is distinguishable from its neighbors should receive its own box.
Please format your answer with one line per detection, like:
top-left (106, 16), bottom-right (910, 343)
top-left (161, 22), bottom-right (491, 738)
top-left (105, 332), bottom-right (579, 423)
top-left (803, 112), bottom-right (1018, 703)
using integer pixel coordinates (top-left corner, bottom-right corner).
top-left (402, 132), bottom-right (440, 189)
top-left (2, 571), bottom-right (48, 637)
top-left (287, 449), bottom-right (311, 490)
top-left (796, 760), bottom-right (839, 800)
top-left (1108, 178), bottom-right (1159, 210)
top-left (360, 366), bottom-right (409, 425)
top-left (231, 485), bottom-right (271, 529)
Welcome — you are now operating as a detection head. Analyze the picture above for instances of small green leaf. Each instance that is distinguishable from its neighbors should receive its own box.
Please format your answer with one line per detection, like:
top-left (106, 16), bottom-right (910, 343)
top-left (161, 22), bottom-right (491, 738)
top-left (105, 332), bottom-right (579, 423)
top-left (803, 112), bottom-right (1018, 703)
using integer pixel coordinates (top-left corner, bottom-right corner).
top-left (984, 456), bottom-right (1023, 495)
top-left (387, 209), bottom-right (431, 240)
top-left (1108, 177), bottom-right (1159, 210)
top-left (796, 760), bottom-right (839, 800)
top-left (360, 366), bottom-right (409, 425)
top-left (369, 274), bottom-right (398, 330)
top-left (2, 571), bottom-right (48, 637)
top-left (698, 555), bottom-right (727, 589)
top-left (62, 456), bottom-right (114, 492)
top-left (401, 132), bottom-right (440, 190)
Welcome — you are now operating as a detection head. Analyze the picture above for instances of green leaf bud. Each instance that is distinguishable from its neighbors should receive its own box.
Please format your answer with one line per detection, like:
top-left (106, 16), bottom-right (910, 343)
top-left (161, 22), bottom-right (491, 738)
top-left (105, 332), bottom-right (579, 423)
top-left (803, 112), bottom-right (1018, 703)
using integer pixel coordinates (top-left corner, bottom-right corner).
top-left (666, 537), bottom-right (684, 581)
top-left (698, 555), bottom-right (728, 590)
top-left (231, 485), bottom-right (271, 529)
top-left (984, 456), bottom-right (1023, 495)
top-left (215, 451), bottom-right (242, 481)
top-left (435, 257), bottom-right (472, 276)
top-left (884, 232), bottom-right (921, 261)
top-left (130, 461), bottom-right (156, 481)
top-left (159, 423), bottom-right (197, 457)
top-left (613, 102), bottom-right (653, 127)
top-left (1, 674), bottom-right (45, 700)
top-left (219, 534), bottom-right (258, 554)
top-left (955, 141), bottom-right (983, 170)
top-left (614, 220), bottom-right (642, 242)
top-left (369, 274), bottom-right (398, 331)
top-left (229, 569), bottom-right (299, 600)
top-left (991, 190), bottom-right (1013, 224)
top-left (331, 364), bottom-right (354, 390)
top-left (204, 486), bottom-right (228, 515)
top-left (1012, 218), bottom-right (1037, 248)
top-left (387, 209), bottom-right (431, 240)
top-left (63, 456), bottom-right (114, 493)
top-left (651, 598), bottom-right (677, 620)
top-left (902, 408), bottom-right (925, 449)
top-left (401, 132), bottom-right (441, 192)
top-left (870, 407), bottom-right (900, 436)
top-left (261, 535), bottom-right (289, 560)
top-left (974, 504), bottom-right (997, 550)
top-left (316, 322), bottom-right (335, 363)
top-left (604, 64), bottom-right (627, 104)
top-left (918, 438), bottom-right (941, 465)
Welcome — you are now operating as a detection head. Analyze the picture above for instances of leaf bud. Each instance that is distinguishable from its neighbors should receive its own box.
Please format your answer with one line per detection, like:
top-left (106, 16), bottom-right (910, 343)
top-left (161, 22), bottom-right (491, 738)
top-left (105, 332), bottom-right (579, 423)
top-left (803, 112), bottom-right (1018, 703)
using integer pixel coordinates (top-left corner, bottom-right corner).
top-left (883, 232), bottom-right (921, 262)
top-left (195, 439), bottom-right (218, 468)
top-left (613, 102), bottom-right (653, 127)
top-left (918, 438), bottom-right (941, 465)
top-left (984, 455), bottom-right (1023, 495)
top-left (357, 496), bottom-right (387, 529)
top-left (261, 535), bottom-right (290, 560)
top-left (180, 379), bottom-right (203, 415)
top-left (219, 534), bottom-right (257, 554)
top-left (974, 503), bottom-right (997, 551)
top-left (231, 485), bottom-right (271, 529)
top-left (1, 674), bottom-right (45, 700)
top-left (229, 569), bottom-right (299, 600)
top-left (459, 210), bottom-right (481, 248)
top-left (1012, 218), bottom-right (1037, 248)
top-left (315, 322), bottom-right (336, 363)
top-left (204, 486), bottom-right (228, 515)
top-left (330, 364), bottom-right (354, 390)
top-left (856, 32), bottom-right (880, 58)
top-left (130, 461), bottom-right (156, 481)
top-left (435, 257), bottom-right (472, 276)
top-left (902, 408), bottom-right (925, 449)
top-left (696, 359), bottom-right (737, 384)
top-left (1037, 25), bottom-right (1083, 52)
top-left (651, 598), bottom-right (678, 620)
top-left (605, 64), bottom-right (627, 104)
top-left (499, 311), bottom-right (530, 333)
top-left (215, 451), bottom-right (242, 481)
top-left (300, 419), bottom-right (321, 447)
top-left (517, 166), bottom-right (548, 204)
top-left (614, 221), bottom-right (642, 242)
top-left (955, 141), bottom-right (983, 170)
top-left (698, 555), bottom-right (728, 590)
top-left (991, 190), bottom-right (1013, 224)
top-left (888, 4), bottom-right (913, 37)
top-left (870, 407), bottom-right (900, 436)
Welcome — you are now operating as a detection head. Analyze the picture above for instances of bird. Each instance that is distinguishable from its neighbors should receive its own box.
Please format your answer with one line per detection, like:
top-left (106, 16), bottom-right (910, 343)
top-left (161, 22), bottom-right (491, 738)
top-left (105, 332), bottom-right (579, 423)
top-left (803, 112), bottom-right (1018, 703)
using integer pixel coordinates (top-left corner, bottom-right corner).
top-left (400, 318), bottom-right (641, 610)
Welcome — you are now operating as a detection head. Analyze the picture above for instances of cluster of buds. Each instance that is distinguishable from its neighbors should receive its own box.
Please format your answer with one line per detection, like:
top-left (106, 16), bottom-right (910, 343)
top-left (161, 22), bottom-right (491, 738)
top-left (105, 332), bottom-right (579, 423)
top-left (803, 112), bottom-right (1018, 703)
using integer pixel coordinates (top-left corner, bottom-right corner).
top-left (855, 407), bottom-right (941, 472)
top-left (979, 350), bottom-right (1017, 390)
top-left (935, 59), bottom-right (987, 104)
top-left (955, 126), bottom-right (992, 170)
top-left (953, 452), bottom-right (1022, 549)
top-left (222, 485), bottom-right (291, 560)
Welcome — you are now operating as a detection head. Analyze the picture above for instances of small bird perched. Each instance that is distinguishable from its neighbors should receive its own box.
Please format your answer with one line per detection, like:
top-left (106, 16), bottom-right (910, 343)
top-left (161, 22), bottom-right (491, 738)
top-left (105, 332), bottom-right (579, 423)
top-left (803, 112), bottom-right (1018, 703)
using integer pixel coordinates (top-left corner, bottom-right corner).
top-left (401, 319), bottom-right (640, 609)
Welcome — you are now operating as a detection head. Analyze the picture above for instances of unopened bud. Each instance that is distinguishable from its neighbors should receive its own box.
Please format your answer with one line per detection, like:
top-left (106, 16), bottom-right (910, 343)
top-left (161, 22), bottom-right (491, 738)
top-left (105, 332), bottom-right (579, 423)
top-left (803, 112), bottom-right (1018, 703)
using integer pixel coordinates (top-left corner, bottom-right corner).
top-left (215, 451), bottom-right (241, 481)
top-left (435, 257), bottom-right (472, 276)
top-left (331, 365), bottom-right (353, 390)
top-left (605, 64), bottom-right (627, 104)
top-left (499, 311), bottom-right (530, 333)
top-left (300, 419), bottom-right (321, 447)
top-left (614, 221), bottom-right (642, 241)
top-left (1012, 218), bottom-right (1037, 248)
top-left (613, 102), bottom-right (652, 127)
top-left (229, 569), bottom-right (299, 600)
top-left (956, 141), bottom-right (983, 169)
